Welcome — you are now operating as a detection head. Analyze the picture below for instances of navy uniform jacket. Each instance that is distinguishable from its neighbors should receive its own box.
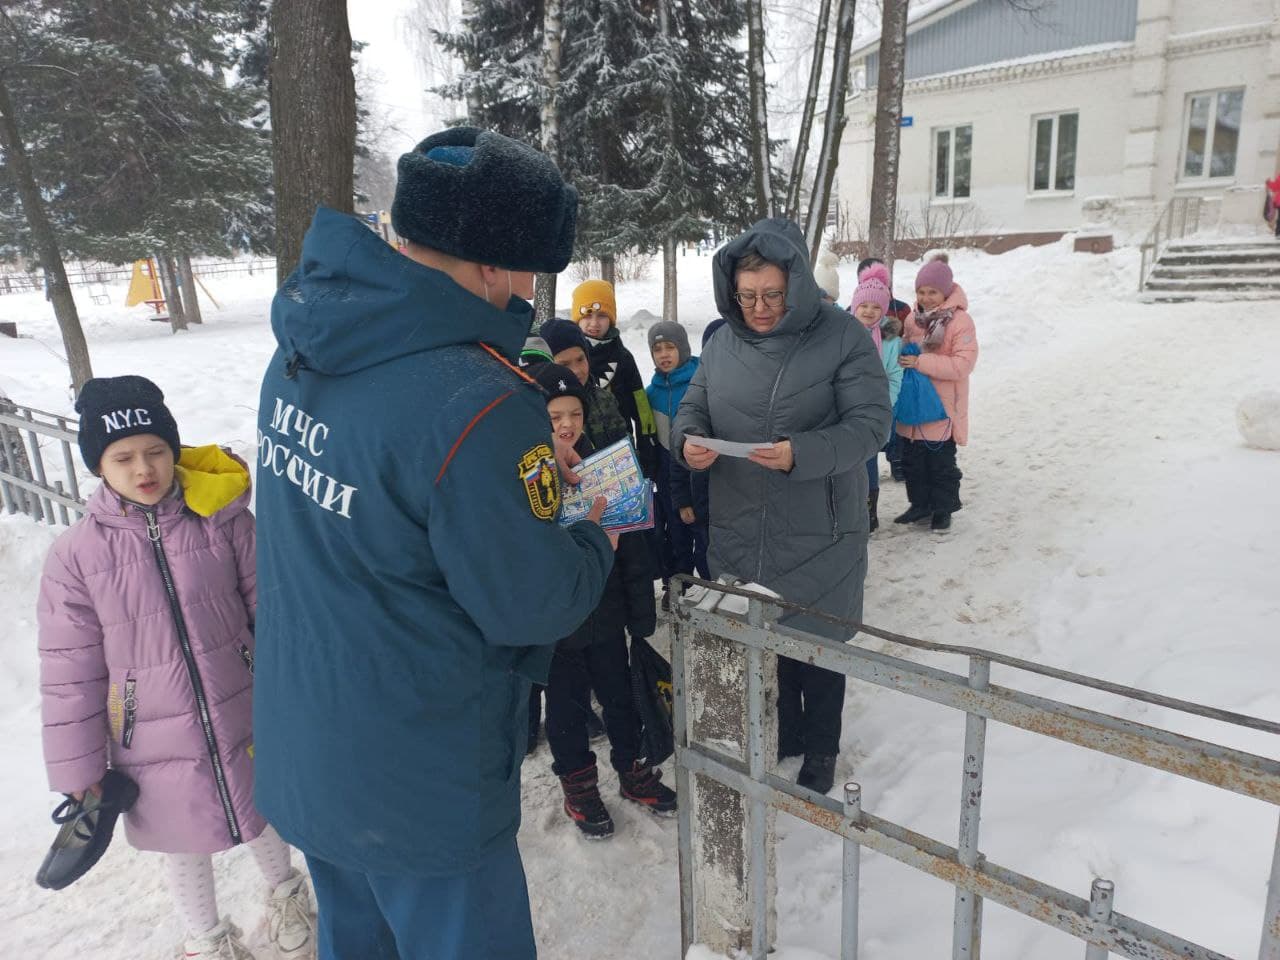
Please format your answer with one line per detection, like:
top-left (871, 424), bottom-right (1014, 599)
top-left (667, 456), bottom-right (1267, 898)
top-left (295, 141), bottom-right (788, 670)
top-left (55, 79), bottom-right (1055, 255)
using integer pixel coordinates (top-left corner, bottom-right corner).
top-left (253, 208), bottom-right (613, 876)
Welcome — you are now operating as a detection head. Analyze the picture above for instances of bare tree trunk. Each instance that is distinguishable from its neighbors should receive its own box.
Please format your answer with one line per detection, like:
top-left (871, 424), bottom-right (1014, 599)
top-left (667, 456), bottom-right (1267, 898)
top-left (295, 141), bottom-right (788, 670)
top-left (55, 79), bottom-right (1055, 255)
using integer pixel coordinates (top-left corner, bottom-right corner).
top-left (270, 0), bottom-right (357, 285)
top-left (599, 255), bottom-right (616, 288)
top-left (868, 0), bottom-right (908, 270)
top-left (659, 0), bottom-right (678, 323)
top-left (0, 78), bottom-right (93, 392)
top-left (745, 0), bottom-right (775, 220)
top-left (177, 254), bottom-right (203, 324)
top-left (785, 0), bottom-right (833, 221)
top-left (534, 0), bottom-right (564, 326)
top-left (156, 254), bottom-right (188, 332)
top-left (662, 237), bottom-right (678, 323)
top-left (805, 0), bottom-right (856, 263)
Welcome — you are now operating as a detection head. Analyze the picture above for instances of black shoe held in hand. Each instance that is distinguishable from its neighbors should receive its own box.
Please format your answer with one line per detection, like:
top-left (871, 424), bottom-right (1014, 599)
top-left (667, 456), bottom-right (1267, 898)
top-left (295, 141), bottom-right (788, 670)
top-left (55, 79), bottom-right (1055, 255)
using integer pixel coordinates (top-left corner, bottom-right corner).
top-left (36, 769), bottom-right (139, 891)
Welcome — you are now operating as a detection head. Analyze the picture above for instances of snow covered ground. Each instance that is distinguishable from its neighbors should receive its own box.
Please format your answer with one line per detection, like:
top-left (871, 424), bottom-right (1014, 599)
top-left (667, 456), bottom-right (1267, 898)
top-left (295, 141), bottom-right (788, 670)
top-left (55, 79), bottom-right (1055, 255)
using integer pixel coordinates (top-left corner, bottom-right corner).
top-left (1, 238), bottom-right (1279, 959)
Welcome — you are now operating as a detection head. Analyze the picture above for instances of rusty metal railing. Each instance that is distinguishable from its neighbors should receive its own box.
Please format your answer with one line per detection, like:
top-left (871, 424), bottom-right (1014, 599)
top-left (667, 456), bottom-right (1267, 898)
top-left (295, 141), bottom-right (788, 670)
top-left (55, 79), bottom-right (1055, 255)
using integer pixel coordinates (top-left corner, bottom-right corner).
top-left (0, 401), bottom-right (85, 525)
top-left (670, 575), bottom-right (1280, 960)
top-left (1139, 195), bottom-right (1204, 291)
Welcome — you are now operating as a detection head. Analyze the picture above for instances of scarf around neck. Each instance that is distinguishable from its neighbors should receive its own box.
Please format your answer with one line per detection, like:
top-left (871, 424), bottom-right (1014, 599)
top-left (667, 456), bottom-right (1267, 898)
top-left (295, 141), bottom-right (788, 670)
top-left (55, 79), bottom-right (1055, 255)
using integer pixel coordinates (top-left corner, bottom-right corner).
top-left (917, 305), bottom-right (955, 350)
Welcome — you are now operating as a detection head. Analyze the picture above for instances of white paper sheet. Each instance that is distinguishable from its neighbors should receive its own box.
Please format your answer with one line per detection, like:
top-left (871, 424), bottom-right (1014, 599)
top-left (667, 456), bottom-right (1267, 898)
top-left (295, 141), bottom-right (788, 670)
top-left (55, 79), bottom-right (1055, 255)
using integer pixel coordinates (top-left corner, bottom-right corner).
top-left (684, 436), bottom-right (775, 458)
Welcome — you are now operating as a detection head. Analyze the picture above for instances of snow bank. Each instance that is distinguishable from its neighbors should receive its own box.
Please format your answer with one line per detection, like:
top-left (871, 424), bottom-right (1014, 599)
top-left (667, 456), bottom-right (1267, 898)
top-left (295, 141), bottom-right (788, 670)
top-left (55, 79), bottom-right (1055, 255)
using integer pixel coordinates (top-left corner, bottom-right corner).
top-left (1237, 391), bottom-right (1280, 451)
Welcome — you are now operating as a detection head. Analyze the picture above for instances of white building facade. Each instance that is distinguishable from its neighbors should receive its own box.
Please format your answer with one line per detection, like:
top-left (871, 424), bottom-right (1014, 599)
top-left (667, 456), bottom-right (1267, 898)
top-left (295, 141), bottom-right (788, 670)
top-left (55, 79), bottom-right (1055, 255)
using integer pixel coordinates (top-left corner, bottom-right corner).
top-left (836, 0), bottom-right (1280, 249)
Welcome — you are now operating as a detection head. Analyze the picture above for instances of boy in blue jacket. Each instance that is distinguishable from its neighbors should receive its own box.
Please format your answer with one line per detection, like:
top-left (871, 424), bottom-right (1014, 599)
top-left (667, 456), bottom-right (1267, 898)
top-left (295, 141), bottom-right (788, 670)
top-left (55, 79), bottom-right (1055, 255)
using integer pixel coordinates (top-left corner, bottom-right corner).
top-left (646, 321), bottom-right (709, 608)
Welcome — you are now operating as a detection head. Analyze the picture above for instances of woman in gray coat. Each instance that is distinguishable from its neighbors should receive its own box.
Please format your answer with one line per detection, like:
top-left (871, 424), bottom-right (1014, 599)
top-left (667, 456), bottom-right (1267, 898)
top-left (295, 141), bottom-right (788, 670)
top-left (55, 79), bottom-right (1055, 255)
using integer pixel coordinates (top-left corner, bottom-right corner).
top-left (672, 218), bottom-right (891, 794)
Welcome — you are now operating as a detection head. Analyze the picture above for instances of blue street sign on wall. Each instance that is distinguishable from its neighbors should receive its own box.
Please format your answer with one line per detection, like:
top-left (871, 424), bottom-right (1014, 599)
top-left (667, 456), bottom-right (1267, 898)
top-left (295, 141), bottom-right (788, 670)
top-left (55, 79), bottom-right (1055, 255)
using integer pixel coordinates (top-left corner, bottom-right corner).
top-left (901, 116), bottom-right (914, 127)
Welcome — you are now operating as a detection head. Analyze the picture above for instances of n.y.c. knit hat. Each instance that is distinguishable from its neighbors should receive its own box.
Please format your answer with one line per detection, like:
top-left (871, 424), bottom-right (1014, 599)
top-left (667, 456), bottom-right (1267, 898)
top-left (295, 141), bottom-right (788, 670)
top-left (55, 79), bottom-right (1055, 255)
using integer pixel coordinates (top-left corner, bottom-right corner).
top-left (392, 127), bottom-right (578, 273)
top-left (647, 321), bottom-right (691, 367)
top-left (74, 375), bottom-right (181, 474)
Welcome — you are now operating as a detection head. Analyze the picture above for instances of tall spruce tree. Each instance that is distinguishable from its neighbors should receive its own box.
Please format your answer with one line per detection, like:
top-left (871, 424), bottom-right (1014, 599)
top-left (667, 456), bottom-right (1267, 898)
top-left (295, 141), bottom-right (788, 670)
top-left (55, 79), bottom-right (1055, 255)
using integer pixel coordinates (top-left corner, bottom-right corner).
top-left (0, 0), bottom-right (272, 267)
top-left (437, 0), bottom-right (755, 287)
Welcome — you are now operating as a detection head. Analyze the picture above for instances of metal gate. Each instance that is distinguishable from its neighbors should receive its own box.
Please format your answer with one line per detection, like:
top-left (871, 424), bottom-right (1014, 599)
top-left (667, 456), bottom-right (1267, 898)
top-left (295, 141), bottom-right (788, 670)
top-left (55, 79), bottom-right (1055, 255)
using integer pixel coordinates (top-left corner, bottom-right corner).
top-left (0, 401), bottom-right (85, 525)
top-left (670, 576), bottom-right (1280, 960)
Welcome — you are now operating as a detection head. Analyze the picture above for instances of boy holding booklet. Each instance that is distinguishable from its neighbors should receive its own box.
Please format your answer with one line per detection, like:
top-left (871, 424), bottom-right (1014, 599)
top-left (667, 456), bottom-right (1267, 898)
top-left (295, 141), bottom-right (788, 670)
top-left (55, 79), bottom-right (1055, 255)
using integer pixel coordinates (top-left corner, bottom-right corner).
top-left (531, 364), bottom-right (676, 839)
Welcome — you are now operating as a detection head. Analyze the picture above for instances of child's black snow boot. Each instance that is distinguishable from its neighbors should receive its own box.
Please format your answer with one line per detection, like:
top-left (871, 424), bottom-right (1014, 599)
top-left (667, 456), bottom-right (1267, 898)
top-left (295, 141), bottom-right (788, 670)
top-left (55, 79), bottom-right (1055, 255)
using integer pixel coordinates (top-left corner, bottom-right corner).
top-left (559, 763), bottom-right (615, 839)
top-left (931, 512), bottom-right (952, 533)
top-left (619, 762), bottom-right (677, 815)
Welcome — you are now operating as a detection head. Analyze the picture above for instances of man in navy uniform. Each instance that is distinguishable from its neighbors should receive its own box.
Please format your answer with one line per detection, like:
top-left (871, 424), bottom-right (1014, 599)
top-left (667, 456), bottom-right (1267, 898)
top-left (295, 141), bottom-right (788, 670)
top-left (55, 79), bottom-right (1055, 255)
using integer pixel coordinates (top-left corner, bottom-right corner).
top-left (253, 127), bottom-right (613, 960)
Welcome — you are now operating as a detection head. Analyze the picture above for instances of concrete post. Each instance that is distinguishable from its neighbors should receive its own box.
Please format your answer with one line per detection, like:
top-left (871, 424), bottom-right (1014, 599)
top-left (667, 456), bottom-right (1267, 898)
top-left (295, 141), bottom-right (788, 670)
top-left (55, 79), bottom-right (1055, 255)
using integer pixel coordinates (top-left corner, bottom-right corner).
top-left (1121, 0), bottom-right (1173, 209)
top-left (686, 594), bottom-right (778, 956)
top-left (1260, 0), bottom-right (1280, 180)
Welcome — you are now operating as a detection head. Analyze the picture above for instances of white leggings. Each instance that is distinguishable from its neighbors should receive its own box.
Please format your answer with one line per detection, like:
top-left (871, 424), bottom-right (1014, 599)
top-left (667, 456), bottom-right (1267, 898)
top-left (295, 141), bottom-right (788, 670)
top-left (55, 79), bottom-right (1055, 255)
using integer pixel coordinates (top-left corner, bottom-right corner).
top-left (166, 824), bottom-right (294, 937)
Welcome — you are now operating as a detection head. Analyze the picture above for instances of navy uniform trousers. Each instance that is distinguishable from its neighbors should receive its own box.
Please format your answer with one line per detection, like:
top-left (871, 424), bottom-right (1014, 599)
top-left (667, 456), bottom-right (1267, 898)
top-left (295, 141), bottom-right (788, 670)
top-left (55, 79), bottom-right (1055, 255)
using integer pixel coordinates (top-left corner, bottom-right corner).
top-left (304, 837), bottom-right (536, 960)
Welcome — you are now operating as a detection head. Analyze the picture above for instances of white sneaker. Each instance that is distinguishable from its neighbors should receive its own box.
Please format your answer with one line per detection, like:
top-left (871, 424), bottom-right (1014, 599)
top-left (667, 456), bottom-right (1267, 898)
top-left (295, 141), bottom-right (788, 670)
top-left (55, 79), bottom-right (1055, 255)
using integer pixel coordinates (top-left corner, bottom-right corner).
top-left (264, 870), bottom-right (315, 960)
top-left (178, 919), bottom-right (256, 960)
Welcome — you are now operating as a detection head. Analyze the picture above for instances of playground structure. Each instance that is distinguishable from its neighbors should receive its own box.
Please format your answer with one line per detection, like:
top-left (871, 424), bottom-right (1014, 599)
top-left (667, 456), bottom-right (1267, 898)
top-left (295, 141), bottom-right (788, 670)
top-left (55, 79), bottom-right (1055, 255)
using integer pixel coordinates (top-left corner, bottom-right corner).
top-left (0, 257), bottom-right (275, 297)
top-left (124, 257), bottom-right (168, 319)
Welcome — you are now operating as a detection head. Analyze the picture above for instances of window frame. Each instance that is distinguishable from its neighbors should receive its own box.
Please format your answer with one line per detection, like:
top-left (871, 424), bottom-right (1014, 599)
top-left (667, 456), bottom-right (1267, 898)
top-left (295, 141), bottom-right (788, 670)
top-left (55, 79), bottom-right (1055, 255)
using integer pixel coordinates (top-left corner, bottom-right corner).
top-left (1178, 87), bottom-right (1245, 183)
top-left (931, 123), bottom-right (974, 203)
top-left (1028, 110), bottom-right (1079, 197)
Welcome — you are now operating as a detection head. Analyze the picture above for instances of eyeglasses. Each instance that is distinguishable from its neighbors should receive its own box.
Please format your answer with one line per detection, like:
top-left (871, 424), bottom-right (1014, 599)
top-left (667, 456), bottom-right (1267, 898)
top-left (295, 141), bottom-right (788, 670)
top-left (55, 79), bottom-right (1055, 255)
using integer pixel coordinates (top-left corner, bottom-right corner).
top-left (733, 290), bottom-right (785, 308)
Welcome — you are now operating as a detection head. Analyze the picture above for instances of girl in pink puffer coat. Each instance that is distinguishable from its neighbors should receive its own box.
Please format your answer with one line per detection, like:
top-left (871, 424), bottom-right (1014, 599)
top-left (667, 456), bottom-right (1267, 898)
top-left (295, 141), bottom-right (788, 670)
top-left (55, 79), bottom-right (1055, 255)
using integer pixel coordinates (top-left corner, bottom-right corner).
top-left (893, 254), bottom-right (979, 533)
top-left (38, 376), bottom-right (313, 960)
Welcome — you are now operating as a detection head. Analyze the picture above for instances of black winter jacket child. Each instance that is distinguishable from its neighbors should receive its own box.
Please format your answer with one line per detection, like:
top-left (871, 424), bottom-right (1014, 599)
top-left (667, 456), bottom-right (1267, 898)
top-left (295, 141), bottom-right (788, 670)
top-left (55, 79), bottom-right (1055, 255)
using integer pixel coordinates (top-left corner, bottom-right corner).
top-left (559, 436), bottom-right (657, 651)
top-left (586, 328), bottom-right (660, 479)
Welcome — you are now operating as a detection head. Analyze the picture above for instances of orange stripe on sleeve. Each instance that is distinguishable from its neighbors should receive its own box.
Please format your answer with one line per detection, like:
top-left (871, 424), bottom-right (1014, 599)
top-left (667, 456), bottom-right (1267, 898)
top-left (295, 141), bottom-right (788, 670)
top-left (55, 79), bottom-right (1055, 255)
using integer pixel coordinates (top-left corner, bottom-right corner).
top-left (434, 390), bottom-right (514, 486)
top-left (480, 342), bottom-right (537, 385)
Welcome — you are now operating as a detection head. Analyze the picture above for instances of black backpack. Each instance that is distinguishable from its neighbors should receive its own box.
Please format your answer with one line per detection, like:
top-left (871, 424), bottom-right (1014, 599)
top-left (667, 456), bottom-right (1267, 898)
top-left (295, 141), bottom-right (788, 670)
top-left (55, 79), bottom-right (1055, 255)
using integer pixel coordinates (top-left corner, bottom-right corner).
top-left (630, 636), bottom-right (675, 766)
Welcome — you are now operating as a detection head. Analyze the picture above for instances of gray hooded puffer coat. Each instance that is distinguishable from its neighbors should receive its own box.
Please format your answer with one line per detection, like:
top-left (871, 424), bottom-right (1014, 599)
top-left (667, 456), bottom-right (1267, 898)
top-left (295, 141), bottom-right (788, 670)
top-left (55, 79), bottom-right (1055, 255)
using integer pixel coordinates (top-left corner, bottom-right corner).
top-left (672, 219), bottom-right (891, 639)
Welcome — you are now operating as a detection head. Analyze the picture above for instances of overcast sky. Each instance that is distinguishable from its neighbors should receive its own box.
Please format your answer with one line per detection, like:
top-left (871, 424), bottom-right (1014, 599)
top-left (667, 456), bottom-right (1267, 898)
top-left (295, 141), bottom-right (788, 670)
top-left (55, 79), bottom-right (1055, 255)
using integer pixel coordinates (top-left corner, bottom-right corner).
top-left (346, 1), bottom-right (875, 155)
top-left (348, 1), bottom-right (436, 156)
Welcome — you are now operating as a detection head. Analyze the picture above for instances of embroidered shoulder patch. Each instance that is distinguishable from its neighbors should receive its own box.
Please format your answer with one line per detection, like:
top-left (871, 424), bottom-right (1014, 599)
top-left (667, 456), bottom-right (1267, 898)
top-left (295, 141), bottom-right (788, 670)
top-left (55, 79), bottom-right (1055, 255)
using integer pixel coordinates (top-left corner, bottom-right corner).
top-left (518, 444), bottom-right (560, 521)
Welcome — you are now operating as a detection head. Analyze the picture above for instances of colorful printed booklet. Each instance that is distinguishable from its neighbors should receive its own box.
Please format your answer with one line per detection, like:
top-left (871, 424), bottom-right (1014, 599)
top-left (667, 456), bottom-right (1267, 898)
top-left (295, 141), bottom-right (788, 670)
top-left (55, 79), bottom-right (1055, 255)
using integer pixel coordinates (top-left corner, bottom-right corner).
top-left (558, 438), bottom-right (654, 533)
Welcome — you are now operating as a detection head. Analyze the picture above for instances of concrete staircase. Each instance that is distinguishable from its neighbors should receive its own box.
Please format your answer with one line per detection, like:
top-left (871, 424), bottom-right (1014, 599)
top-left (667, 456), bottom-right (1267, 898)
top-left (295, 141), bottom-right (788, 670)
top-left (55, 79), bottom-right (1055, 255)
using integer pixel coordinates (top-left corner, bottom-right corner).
top-left (1141, 237), bottom-right (1280, 302)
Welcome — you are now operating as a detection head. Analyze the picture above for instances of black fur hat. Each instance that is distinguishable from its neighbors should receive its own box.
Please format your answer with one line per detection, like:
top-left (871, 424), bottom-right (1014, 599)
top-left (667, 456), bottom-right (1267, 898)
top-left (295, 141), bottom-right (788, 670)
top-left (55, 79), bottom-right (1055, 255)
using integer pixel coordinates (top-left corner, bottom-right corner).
top-left (391, 127), bottom-right (578, 274)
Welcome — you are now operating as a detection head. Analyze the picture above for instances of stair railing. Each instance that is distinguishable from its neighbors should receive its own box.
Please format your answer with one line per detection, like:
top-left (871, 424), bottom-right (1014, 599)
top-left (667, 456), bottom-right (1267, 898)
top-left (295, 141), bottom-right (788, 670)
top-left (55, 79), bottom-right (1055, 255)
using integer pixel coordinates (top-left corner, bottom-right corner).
top-left (1139, 195), bottom-right (1203, 291)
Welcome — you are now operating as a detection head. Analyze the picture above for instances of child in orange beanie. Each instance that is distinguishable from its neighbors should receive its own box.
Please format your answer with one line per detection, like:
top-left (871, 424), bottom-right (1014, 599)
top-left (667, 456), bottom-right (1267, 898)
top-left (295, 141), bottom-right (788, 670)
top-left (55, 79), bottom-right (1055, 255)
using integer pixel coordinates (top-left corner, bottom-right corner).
top-left (572, 279), bottom-right (660, 479)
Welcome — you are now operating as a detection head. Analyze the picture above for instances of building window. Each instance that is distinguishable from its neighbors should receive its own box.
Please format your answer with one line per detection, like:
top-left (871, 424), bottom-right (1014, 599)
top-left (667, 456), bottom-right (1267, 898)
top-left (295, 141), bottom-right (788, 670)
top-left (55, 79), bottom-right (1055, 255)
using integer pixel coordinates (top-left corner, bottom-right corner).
top-left (1182, 88), bottom-right (1244, 180)
top-left (932, 125), bottom-right (972, 199)
top-left (1031, 111), bottom-right (1078, 193)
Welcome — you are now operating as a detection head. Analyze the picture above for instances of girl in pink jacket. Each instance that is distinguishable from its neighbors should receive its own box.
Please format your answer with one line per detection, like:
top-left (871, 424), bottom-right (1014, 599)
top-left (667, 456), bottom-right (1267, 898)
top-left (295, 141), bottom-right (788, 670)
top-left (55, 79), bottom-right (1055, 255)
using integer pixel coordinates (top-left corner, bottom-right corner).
top-left (893, 254), bottom-right (979, 533)
top-left (38, 376), bottom-right (313, 960)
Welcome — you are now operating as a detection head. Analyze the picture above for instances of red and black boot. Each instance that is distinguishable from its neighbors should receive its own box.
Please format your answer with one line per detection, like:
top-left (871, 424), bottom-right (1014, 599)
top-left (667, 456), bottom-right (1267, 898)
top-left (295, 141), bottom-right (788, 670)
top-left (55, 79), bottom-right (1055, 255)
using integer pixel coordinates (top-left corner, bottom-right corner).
top-left (619, 762), bottom-right (678, 815)
top-left (558, 762), bottom-right (615, 839)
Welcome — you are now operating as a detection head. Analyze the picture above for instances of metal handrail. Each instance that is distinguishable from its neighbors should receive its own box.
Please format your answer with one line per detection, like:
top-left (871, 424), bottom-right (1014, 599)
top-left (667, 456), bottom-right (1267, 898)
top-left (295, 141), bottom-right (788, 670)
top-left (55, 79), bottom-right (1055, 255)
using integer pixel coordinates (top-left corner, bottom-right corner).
top-left (1139, 195), bottom-right (1204, 291)
top-left (677, 576), bottom-right (1280, 736)
top-left (670, 574), bottom-right (1280, 960)
top-left (0, 402), bottom-right (85, 525)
